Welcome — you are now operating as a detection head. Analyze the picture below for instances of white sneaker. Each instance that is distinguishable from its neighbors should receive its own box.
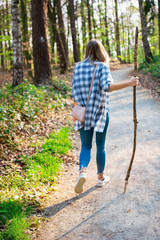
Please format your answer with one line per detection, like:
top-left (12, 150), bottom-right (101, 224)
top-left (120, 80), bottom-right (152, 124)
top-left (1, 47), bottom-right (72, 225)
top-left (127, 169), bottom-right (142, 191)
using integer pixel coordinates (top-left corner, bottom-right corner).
top-left (97, 176), bottom-right (110, 187)
top-left (74, 173), bottom-right (86, 194)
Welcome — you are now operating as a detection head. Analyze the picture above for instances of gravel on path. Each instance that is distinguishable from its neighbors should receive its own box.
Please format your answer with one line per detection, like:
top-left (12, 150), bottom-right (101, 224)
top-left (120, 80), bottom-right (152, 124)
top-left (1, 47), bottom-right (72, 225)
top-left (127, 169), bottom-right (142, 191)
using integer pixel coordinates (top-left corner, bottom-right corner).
top-left (35, 67), bottom-right (160, 240)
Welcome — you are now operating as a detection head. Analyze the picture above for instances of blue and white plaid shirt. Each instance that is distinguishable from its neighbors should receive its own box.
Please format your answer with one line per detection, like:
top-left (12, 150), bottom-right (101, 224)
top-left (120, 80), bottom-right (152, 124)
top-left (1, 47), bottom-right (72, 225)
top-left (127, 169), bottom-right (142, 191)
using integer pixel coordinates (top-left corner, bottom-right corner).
top-left (72, 57), bottom-right (113, 132)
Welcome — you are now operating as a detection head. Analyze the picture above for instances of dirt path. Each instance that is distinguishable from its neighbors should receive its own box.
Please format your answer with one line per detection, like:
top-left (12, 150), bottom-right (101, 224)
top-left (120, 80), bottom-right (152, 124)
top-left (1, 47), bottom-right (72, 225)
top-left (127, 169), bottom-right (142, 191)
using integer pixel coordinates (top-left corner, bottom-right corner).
top-left (35, 67), bottom-right (160, 240)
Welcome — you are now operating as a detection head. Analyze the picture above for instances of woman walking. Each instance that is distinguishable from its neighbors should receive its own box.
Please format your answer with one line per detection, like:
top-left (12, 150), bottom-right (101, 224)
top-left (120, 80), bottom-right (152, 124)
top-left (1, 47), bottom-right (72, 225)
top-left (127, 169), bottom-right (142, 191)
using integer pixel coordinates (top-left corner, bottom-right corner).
top-left (72, 39), bottom-right (139, 194)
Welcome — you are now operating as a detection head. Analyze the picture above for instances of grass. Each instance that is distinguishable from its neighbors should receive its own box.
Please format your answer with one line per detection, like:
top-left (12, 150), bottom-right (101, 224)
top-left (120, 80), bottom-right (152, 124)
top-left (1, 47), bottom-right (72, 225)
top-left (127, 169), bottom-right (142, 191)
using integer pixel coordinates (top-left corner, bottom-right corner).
top-left (0, 128), bottom-right (72, 239)
top-left (0, 76), bottom-right (72, 239)
top-left (0, 199), bottom-right (32, 240)
top-left (138, 55), bottom-right (160, 78)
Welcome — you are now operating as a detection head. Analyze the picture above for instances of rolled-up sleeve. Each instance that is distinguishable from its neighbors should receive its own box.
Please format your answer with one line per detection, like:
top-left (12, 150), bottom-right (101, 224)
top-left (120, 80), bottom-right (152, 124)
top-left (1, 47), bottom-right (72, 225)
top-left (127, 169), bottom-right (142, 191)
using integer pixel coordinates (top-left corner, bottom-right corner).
top-left (99, 64), bottom-right (113, 92)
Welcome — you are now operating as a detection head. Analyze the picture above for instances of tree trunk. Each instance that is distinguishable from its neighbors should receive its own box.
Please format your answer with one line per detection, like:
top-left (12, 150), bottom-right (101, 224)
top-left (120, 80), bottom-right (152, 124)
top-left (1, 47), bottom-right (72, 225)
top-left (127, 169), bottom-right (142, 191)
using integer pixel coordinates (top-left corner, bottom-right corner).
top-left (81, 0), bottom-right (87, 54)
top-left (114, 0), bottom-right (121, 60)
top-left (0, 6), bottom-right (4, 69)
top-left (138, 0), bottom-right (153, 62)
top-left (158, 0), bottom-right (160, 54)
top-left (127, 26), bottom-right (130, 63)
top-left (91, 0), bottom-right (96, 39)
top-left (48, 0), bottom-right (56, 58)
top-left (104, 0), bottom-right (110, 55)
top-left (97, 0), bottom-right (105, 45)
top-left (56, 0), bottom-right (68, 68)
top-left (86, 0), bottom-right (92, 40)
top-left (20, 0), bottom-right (33, 79)
top-left (48, 1), bottom-right (67, 73)
top-left (68, 0), bottom-right (80, 62)
top-left (11, 0), bottom-right (23, 87)
top-left (6, 0), bottom-right (12, 65)
top-left (31, 0), bottom-right (52, 86)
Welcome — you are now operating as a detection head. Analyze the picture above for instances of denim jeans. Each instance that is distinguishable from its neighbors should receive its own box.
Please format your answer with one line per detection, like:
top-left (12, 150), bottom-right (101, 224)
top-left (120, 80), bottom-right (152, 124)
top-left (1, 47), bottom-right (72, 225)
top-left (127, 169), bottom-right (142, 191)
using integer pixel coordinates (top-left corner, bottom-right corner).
top-left (79, 114), bottom-right (109, 174)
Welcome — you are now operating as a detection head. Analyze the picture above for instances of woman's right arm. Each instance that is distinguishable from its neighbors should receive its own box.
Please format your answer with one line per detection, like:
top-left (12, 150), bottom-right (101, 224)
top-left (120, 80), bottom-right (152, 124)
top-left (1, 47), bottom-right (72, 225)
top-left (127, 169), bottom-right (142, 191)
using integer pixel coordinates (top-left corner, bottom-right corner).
top-left (109, 76), bottom-right (139, 92)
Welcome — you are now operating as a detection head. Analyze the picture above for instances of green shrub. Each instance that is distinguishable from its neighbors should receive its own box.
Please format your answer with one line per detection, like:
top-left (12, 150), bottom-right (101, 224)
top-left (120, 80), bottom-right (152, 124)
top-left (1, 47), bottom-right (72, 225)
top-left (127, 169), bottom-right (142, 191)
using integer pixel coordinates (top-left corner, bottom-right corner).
top-left (139, 55), bottom-right (160, 78)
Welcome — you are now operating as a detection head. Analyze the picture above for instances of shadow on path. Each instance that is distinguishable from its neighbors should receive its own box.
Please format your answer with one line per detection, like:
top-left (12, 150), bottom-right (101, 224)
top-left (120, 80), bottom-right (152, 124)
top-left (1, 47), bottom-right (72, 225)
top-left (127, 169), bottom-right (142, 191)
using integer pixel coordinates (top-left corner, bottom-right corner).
top-left (43, 185), bottom-right (99, 218)
top-left (56, 193), bottom-right (124, 240)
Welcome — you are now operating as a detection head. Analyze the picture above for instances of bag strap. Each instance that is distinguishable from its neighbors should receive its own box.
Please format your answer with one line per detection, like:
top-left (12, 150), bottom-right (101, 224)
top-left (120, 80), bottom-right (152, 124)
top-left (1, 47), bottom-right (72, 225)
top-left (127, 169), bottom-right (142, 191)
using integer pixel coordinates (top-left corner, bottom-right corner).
top-left (86, 64), bottom-right (100, 110)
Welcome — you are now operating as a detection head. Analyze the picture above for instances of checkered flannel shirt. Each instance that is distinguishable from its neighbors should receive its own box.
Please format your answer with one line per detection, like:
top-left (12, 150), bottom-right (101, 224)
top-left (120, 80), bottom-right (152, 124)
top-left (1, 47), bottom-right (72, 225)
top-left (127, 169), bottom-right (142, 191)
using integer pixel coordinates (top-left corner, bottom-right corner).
top-left (72, 57), bottom-right (113, 132)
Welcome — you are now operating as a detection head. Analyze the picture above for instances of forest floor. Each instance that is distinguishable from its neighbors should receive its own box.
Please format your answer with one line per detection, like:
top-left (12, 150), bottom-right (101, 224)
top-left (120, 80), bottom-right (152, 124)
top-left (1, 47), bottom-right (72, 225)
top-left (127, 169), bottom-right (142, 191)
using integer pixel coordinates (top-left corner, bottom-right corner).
top-left (33, 66), bottom-right (160, 240)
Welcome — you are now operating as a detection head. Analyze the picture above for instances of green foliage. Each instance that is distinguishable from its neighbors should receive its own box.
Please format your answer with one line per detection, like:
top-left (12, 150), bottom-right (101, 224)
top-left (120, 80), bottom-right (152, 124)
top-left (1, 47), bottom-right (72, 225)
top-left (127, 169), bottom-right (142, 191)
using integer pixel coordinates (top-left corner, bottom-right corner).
top-left (138, 55), bottom-right (160, 78)
top-left (0, 128), bottom-right (71, 191)
top-left (0, 199), bottom-right (32, 240)
top-left (0, 77), bottom-right (71, 239)
top-left (0, 78), bottom-right (70, 148)
top-left (0, 128), bottom-right (71, 239)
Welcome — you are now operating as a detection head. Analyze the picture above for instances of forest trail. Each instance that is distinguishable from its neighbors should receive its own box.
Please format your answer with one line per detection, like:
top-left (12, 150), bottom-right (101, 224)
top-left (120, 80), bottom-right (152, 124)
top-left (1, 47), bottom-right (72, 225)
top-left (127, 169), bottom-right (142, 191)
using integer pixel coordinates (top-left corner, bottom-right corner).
top-left (35, 67), bottom-right (160, 240)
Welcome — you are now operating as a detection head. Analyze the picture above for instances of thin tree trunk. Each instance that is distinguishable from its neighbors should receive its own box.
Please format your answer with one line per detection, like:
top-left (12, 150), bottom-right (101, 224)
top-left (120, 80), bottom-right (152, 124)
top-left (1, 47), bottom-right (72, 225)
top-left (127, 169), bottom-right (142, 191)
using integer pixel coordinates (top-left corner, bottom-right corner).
top-left (86, 0), bottom-right (92, 40)
top-left (97, 0), bottom-right (105, 45)
top-left (11, 0), bottom-right (23, 87)
top-left (31, 0), bottom-right (52, 85)
top-left (48, 0), bottom-right (56, 57)
top-left (68, 0), bottom-right (80, 62)
top-left (56, 0), bottom-right (68, 68)
top-left (91, 0), bottom-right (96, 38)
top-left (0, 6), bottom-right (4, 69)
top-left (20, 0), bottom-right (32, 79)
top-left (114, 0), bottom-right (121, 60)
top-left (138, 0), bottom-right (153, 62)
top-left (6, 0), bottom-right (12, 65)
top-left (127, 26), bottom-right (130, 63)
top-left (121, 14), bottom-right (126, 62)
top-left (104, 0), bottom-right (110, 55)
top-left (48, 1), bottom-right (67, 72)
top-left (158, 0), bottom-right (160, 54)
top-left (81, 0), bottom-right (87, 54)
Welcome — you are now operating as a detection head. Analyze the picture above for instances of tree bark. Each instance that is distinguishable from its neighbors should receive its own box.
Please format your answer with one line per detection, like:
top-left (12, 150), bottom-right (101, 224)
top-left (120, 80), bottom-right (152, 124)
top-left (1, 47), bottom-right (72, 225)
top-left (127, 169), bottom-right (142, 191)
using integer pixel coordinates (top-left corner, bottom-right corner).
top-left (31, 0), bottom-right (52, 86)
top-left (104, 0), bottom-right (111, 56)
top-left (91, 0), bottom-right (96, 39)
top-left (68, 0), bottom-right (80, 62)
top-left (0, 6), bottom-right (4, 69)
top-left (11, 0), bottom-right (23, 87)
top-left (48, 0), bottom-right (56, 58)
top-left (86, 0), bottom-right (92, 40)
top-left (81, 0), bottom-right (87, 54)
top-left (114, 0), bottom-right (121, 60)
top-left (20, 0), bottom-right (32, 79)
top-left (48, 1), bottom-right (67, 73)
top-left (138, 0), bottom-right (153, 62)
top-left (158, 0), bottom-right (160, 54)
top-left (56, 0), bottom-right (68, 68)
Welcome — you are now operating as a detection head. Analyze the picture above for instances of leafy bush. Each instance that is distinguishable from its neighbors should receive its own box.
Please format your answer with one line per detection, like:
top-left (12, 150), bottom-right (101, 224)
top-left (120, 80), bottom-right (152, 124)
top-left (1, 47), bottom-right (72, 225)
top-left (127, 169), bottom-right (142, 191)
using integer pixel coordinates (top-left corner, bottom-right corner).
top-left (0, 78), bottom-right (70, 148)
top-left (139, 55), bottom-right (160, 78)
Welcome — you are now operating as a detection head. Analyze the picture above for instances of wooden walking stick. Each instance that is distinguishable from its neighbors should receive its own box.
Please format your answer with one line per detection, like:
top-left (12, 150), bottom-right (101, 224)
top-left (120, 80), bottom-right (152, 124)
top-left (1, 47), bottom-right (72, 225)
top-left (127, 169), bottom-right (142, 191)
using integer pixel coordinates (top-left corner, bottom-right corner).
top-left (124, 27), bottom-right (139, 193)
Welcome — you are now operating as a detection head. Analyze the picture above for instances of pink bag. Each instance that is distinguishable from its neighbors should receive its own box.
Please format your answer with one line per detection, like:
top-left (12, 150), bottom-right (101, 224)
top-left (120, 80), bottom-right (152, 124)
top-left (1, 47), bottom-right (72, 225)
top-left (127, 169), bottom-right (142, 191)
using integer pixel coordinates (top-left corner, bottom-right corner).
top-left (72, 64), bottom-right (99, 122)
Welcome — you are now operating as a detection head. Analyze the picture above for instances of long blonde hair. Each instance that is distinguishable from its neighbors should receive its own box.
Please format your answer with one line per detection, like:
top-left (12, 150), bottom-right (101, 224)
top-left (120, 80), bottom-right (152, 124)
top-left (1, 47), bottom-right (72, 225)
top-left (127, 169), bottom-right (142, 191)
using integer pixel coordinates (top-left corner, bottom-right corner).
top-left (85, 39), bottom-right (109, 65)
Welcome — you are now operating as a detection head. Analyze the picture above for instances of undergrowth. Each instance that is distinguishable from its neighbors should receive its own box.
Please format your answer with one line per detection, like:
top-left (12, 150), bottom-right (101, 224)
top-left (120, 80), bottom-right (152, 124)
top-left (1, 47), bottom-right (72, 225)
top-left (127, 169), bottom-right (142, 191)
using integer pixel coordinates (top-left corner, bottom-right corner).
top-left (0, 77), bottom-right (72, 239)
top-left (0, 77), bottom-right (70, 149)
top-left (138, 55), bottom-right (160, 78)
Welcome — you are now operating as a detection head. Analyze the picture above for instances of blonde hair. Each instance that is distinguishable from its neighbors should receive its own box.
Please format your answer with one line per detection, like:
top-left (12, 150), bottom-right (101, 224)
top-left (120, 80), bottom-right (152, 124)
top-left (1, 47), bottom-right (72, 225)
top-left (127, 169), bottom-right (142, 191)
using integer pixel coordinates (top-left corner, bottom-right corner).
top-left (85, 39), bottom-right (109, 65)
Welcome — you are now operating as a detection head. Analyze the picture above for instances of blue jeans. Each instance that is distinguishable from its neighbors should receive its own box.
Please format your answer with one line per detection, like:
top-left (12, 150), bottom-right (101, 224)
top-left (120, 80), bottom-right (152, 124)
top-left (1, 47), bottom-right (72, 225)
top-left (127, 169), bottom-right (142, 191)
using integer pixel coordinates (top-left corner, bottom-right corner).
top-left (79, 114), bottom-right (109, 174)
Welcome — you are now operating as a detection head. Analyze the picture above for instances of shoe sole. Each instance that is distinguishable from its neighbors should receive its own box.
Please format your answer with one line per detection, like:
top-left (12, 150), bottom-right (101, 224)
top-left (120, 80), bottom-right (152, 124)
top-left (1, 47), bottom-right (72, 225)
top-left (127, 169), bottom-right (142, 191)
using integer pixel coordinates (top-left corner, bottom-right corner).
top-left (74, 176), bottom-right (86, 193)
